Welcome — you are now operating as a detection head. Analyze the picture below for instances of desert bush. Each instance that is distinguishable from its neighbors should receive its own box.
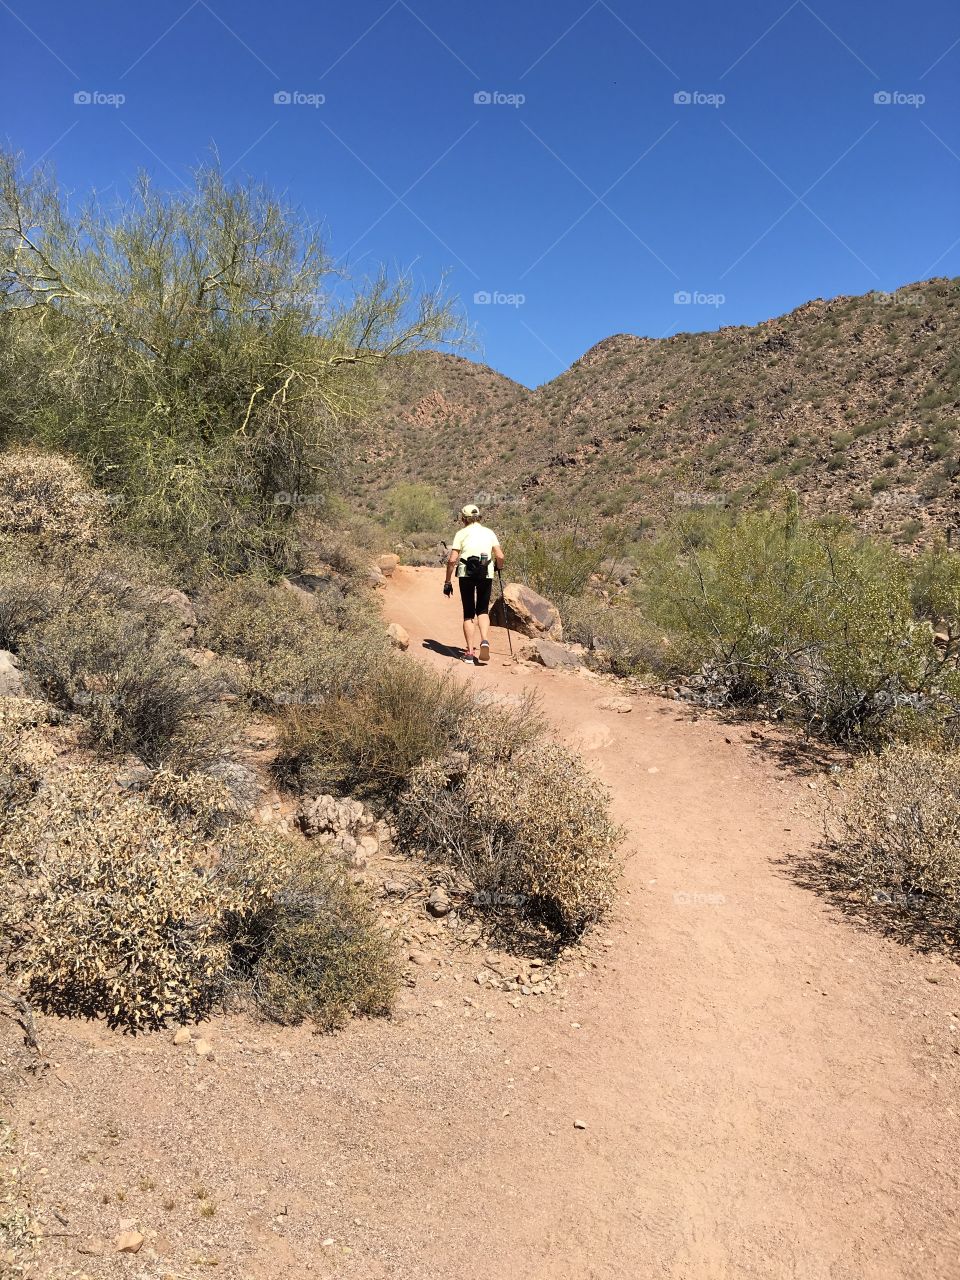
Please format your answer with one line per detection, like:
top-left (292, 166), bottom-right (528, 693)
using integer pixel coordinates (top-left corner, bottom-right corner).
top-left (0, 764), bottom-right (234, 1027)
top-left (397, 710), bottom-right (621, 937)
top-left (561, 594), bottom-right (665, 678)
top-left (506, 519), bottom-right (620, 603)
top-left (220, 840), bottom-right (397, 1029)
top-left (384, 482), bottom-right (448, 534)
top-left (25, 604), bottom-right (225, 768)
top-left (0, 696), bottom-right (54, 815)
top-left (638, 507), bottom-right (959, 745)
top-left (0, 549), bottom-right (227, 768)
top-left (0, 751), bottom-right (397, 1031)
top-left (0, 448), bottom-right (110, 546)
top-left (197, 575), bottom-right (388, 709)
top-left (826, 744), bottom-right (960, 934)
top-left (275, 660), bottom-right (473, 804)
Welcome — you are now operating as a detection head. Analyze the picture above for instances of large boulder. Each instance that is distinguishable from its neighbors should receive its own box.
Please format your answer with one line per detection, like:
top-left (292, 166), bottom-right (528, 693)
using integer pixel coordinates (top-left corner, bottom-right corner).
top-left (491, 582), bottom-right (563, 641)
top-left (377, 553), bottom-right (401, 577)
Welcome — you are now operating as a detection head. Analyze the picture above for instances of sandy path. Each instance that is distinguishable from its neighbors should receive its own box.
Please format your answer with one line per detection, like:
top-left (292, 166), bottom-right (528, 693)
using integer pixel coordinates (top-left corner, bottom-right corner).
top-left (5, 567), bottom-right (958, 1280)
top-left (377, 567), bottom-right (960, 1280)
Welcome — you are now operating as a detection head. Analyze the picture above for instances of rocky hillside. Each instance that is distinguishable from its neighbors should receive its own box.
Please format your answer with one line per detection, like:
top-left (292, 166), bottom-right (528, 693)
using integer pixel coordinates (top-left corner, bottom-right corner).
top-left (359, 279), bottom-right (960, 547)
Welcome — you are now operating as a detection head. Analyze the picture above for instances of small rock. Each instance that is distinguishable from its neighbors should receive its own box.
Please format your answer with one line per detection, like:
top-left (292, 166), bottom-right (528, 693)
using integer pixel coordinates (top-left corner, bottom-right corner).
top-left (426, 889), bottom-right (451, 918)
top-left (387, 621), bottom-right (410, 651)
top-left (194, 1038), bottom-right (214, 1059)
top-left (78, 1236), bottom-right (106, 1256)
top-left (172, 1028), bottom-right (192, 1046)
top-left (0, 650), bottom-right (26, 697)
top-left (377, 553), bottom-right (401, 577)
top-left (598, 696), bottom-right (632, 713)
top-left (114, 1230), bottom-right (144, 1254)
top-left (573, 1119), bottom-right (587, 1130)
top-left (408, 950), bottom-right (432, 966)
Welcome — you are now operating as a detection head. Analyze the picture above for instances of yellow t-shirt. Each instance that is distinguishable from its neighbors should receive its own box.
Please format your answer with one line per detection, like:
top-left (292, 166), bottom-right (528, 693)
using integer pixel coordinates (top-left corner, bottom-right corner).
top-left (452, 523), bottom-right (500, 579)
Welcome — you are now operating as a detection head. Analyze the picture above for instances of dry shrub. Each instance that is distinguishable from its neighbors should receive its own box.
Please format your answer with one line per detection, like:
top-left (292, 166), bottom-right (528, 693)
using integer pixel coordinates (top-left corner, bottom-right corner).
top-left (0, 746), bottom-right (397, 1030)
top-left (0, 448), bottom-right (110, 546)
top-left (828, 744), bottom-right (960, 933)
top-left (0, 545), bottom-right (228, 769)
top-left (275, 659), bottom-right (473, 805)
top-left (398, 710), bottom-right (621, 937)
top-left (0, 697), bottom-right (54, 814)
top-left (220, 841), bottom-right (397, 1029)
top-left (197, 574), bottom-right (388, 709)
top-left (0, 765), bottom-right (232, 1028)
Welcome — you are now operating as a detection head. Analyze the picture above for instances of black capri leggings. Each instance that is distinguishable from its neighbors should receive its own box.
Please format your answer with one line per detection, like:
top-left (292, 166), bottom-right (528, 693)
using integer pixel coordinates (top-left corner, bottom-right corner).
top-left (458, 576), bottom-right (493, 620)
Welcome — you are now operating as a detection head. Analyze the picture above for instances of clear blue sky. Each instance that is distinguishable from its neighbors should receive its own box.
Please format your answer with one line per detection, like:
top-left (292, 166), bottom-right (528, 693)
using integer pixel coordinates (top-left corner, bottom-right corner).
top-left (4, 0), bottom-right (959, 386)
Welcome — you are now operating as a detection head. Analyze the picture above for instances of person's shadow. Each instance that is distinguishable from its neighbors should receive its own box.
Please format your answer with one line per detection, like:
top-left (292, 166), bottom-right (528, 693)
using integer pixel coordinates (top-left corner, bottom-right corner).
top-left (422, 638), bottom-right (464, 660)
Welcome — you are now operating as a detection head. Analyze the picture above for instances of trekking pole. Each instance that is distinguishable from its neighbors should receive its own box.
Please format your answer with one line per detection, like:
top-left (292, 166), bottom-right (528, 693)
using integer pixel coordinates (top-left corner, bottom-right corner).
top-left (496, 568), bottom-right (514, 659)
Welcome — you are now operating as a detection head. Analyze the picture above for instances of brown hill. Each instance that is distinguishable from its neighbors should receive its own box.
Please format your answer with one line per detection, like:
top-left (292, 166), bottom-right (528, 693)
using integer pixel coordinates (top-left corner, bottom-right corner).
top-left (358, 279), bottom-right (960, 548)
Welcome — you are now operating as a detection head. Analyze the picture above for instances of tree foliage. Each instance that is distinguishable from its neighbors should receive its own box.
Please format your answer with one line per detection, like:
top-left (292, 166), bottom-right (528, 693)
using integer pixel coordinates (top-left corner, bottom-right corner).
top-left (0, 149), bottom-right (463, 571)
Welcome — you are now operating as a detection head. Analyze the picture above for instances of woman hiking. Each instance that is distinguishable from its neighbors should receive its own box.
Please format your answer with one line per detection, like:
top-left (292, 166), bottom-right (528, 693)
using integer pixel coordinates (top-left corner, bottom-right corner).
top-left (443, 504), bottom-right (504, 664)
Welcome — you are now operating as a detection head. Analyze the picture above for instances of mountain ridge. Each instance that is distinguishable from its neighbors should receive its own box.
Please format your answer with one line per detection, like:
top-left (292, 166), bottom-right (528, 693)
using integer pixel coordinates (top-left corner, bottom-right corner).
top-left (358, 278), bottom-right (960, 547)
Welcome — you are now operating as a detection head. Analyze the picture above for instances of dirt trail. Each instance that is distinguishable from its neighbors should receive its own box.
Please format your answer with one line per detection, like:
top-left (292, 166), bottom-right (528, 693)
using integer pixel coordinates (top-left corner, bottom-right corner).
top-left (5, 568), bottom-right (959, 1280)
top-left (379, 567), bottom-right (960, 1280)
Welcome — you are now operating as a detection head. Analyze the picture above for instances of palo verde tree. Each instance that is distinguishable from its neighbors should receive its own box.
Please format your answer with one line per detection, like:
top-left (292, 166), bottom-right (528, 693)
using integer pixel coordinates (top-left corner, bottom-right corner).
top-left (0, 149), bottom-right (464, 571)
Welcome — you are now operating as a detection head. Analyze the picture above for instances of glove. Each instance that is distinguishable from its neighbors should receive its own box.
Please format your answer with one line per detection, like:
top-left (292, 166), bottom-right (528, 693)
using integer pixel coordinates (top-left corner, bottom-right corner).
top-left (443, 582), bottom-right (453, 597)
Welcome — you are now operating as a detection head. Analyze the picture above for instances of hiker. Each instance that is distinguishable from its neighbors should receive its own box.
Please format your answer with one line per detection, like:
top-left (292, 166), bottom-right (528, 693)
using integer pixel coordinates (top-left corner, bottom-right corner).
top-left (443, 504), bottom-right (504, 664)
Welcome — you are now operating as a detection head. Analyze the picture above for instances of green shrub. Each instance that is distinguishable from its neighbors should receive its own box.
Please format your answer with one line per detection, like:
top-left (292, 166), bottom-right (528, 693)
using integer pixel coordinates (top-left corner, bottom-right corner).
top-left (826, 744), bottom-right (960, 937)
top-left (398, 711), bottom-right (621, 937)
top-left (384, 482), bottom-right (448, 534)
top-left (506, 520), bottom-right (620, 603)
top-left (0, 151), bottom-right (460, 572)
top-left (221, 844), bottom-right (397, 1029)
top-left (639, 507), bottom-right (958, 745)
top-left (275, 660), bottom-right (473, 805)
top-left (561, 594), bottom-right (664, 677)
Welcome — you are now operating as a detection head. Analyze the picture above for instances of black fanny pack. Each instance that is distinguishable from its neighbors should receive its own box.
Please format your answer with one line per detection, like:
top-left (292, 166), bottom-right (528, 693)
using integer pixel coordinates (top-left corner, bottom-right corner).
top-left (462, 553), bottom-right (490, 581)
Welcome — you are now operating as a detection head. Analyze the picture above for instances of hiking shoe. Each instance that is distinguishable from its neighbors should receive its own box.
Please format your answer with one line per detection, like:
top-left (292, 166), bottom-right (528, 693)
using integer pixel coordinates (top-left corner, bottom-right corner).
top-left (462, 649), bottom-right (477, 664)
top-left (477, 641), bottom-right (491, 664)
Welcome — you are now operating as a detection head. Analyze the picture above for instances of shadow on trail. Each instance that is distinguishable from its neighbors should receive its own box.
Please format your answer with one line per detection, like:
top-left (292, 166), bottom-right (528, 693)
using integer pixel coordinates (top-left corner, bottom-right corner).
top-left (421, 638), bottom-right (465, 661)
top-left (778, 844), bottom-right (960, 960)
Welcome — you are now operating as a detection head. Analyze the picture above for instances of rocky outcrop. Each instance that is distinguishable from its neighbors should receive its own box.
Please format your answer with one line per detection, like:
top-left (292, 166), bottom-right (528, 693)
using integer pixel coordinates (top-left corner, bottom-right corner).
top-left (520, 638), bottom-right (581, 669)
top-left (299, 793), bottom-right (393, 869)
